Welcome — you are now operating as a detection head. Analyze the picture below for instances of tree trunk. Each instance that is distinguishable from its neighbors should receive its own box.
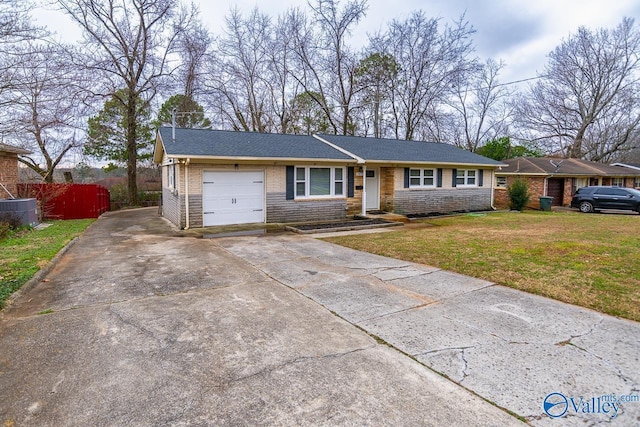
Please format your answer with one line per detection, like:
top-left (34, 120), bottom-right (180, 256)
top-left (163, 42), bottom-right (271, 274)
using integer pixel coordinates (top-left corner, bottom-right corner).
top-left (127, 90), bottom-right (138, 205)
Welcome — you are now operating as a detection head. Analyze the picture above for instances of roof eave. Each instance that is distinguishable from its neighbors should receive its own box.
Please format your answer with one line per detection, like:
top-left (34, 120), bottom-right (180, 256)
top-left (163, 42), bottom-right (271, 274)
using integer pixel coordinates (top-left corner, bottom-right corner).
top-left (365, 159), bottom-right (505, 168)
top-left (162, 154), bottom-right (356, 164)
top-left (152, 132), bottom-right (165, 164)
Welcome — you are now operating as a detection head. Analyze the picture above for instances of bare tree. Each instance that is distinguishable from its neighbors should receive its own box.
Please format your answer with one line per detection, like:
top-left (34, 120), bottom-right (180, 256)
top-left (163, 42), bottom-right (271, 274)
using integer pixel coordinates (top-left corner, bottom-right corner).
top-left (204, 8), bottom-right (275, 132)
top-left (290, 0), bottom-right (367, 135)
top-left (373, 12), bottom-right (476, 141)
top-left (0, 0), bottom-right (46, 101)
top-left (0, 0), bottom-right (42, 43)
top-left (1, 43), bottom-right (87, 182)
top-left (516, 18), bottom-right (640, 159)
top-left (445, 58), bottom-right (513, 151)
top-left (177, 20), bottom-right (211, 100)
top-left (56, 0), bottom-right (198, 204)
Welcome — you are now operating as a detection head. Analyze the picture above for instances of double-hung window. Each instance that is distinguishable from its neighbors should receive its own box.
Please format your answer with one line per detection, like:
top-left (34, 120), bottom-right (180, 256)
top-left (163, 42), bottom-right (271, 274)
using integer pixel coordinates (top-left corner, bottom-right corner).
top-left (612, 178), bottom-right (624, 187)
top-left (295, 166), bottom-right (345, 198)
top-left (456, 169), bottom-right (477, 187)
top-left (409, 169), bottom-right (435, 188)
top-left (495, 176), bottom-right (507, 188)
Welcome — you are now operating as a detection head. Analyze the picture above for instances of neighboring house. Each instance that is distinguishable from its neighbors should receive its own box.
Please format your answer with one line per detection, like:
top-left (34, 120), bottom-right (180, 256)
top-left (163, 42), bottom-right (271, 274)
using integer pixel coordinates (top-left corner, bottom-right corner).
top-left (612, 162), bottom-right (640, 173)
top-left (493, 157), bottom-right (640, 209)
top-left (0, 143), bottom-right (31, 199)
top-left (153, 127), bottom-right (504, 228)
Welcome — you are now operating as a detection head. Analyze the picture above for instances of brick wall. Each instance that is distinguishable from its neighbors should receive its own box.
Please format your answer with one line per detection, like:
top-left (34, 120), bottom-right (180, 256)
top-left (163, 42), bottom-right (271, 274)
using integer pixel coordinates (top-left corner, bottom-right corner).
top-left (380, 167), bottom-right (395, 212)
top-left (494, 176), bottom-right (546, 209)
top-left (267, 192), bottom-right (346, 222)
top-left (394, 187), bottom-right (492, 215)
top-left (346, 170), bottom-right (363, 215)
top-left (0, 154), bottom-right (20, 199)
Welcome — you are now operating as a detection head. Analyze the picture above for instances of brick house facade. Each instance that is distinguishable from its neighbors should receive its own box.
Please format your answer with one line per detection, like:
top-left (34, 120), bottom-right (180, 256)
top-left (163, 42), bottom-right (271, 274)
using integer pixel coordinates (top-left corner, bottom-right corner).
top-left (0, 143), bottom-right (31, 199)
top-left (493, 158), bottom-right (640, 209)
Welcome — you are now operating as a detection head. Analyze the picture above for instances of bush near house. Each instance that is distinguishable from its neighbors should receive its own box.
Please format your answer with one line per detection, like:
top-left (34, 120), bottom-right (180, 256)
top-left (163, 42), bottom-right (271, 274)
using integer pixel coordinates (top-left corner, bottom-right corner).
top-left (507, 179), bottom-right (530, 211)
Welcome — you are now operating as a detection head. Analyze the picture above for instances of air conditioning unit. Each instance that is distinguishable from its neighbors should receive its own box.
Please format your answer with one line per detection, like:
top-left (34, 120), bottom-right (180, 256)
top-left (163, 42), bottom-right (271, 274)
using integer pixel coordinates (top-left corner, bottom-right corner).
top-left (0, 198), bottom-right (38, 226)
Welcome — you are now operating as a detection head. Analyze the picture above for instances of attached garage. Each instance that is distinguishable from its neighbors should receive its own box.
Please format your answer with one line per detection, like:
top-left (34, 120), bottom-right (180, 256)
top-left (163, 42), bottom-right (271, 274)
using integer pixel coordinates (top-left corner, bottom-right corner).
top-left (202, 171), bottom-right (265, 226)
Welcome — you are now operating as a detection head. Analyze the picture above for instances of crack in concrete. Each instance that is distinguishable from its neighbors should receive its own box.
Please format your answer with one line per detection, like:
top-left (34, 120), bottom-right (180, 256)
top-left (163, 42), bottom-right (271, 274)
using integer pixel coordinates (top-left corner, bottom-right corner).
top-left (355, 300), bottom-right (438, 324)
top-left (6, 284), bottom-right (243, 320)
top-left (460, 348), bottom-right (470, 383)
top-left (561, 316), bottom-right (605, 347)
top-left (222, 346), bottom-right (376, 387)
top-left (413, 346), bottom-right (476, 357)
top-left (109, 306), bottom-right (174, 346)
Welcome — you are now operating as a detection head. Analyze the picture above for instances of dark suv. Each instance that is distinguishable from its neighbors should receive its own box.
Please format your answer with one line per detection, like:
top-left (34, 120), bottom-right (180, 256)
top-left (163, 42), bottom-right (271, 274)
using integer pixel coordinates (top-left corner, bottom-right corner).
top-left (571, 186), bottom-right (640, 213)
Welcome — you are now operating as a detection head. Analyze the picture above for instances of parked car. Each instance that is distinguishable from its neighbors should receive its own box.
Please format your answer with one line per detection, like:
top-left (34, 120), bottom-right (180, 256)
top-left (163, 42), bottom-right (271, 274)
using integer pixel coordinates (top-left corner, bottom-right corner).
top-left (571, 186), bottom-right (640, 213)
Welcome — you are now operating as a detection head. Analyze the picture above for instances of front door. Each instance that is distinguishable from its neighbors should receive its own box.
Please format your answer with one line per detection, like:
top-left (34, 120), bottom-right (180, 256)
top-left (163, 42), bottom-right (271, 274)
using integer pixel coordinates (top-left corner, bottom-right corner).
top-left (547, 178), bottom-right (564, 206)
top-left (365, 169), bottom-right (380, 211)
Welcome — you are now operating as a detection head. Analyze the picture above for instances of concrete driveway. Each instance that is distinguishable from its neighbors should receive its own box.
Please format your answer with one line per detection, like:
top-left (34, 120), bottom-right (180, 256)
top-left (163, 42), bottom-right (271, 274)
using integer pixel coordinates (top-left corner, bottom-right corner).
top-left (219, 232), bottom-right (640, 426)
top-left (1, 208), bottom-right (520, 426)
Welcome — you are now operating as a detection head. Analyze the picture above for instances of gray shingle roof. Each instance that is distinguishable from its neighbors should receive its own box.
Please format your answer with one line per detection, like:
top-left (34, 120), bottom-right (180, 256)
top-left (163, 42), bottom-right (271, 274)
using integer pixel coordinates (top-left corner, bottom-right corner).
top-left (156, 127), bottom-right (503, 166)
top-left (158, 127), bottom-right (353, 161)
top-left (498, 157), bottom-right (640, 176)
top-left (317, 134), bottom-right (504, 166)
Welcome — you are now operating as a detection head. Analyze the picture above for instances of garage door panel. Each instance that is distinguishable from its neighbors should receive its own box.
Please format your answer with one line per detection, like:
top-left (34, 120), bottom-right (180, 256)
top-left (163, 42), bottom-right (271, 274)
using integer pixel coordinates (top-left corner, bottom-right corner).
top-left (202, 171), bottom-right (265, 226)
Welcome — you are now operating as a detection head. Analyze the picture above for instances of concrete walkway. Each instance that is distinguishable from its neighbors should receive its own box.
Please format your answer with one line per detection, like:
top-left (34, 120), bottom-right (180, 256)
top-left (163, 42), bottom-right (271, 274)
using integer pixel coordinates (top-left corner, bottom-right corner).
top-left (0, 208), bottom-right (521, 426)
top-left (218, 235), bottom-right (640, 426)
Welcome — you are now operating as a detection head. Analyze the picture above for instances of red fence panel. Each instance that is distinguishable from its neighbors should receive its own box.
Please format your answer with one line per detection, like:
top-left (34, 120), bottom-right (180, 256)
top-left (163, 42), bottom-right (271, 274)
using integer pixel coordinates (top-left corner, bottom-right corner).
top-left (18, 183), bottom-right (110, 220)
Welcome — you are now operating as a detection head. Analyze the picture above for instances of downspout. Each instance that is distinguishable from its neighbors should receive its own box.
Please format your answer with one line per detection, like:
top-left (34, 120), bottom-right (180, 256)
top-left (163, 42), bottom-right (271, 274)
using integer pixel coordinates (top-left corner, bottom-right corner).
top-left (184, 158), bottom-right (190, 229)
top-left (490, 169), bottom-right (496, 210)
top-left (361, 165), bottom-right (367, 217)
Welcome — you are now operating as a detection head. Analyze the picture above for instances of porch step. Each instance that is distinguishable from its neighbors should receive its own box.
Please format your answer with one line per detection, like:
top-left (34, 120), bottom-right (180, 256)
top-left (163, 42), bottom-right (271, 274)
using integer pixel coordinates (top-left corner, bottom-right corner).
top-left (362, 211), bottom-right (411, 223)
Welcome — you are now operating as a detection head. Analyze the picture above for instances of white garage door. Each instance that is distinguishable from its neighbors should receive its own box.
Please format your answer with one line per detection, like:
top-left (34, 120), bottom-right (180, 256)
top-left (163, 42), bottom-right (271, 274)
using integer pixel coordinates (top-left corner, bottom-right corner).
top-left (202, 171), bottom-right (265, 226)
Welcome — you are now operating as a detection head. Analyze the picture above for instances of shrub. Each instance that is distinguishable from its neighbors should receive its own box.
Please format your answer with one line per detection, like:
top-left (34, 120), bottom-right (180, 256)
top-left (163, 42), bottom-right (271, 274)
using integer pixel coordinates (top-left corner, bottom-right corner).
top-left (507, 179), bottom-right (530, 211)
top-left (0, 221), bottom-right (10, 240)
top-left (0, 212), bottom-right (22, 229)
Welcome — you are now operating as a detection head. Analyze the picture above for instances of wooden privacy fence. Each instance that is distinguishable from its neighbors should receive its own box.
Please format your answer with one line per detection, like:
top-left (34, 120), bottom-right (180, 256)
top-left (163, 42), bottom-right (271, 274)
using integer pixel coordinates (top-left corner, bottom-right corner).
top-left (18, 183), bottom-right (110, 220)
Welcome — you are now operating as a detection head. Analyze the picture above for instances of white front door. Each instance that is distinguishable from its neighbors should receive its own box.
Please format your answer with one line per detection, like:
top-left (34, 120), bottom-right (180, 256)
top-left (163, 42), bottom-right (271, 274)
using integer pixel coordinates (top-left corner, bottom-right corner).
top-left (202, 171), bottom-right (265, 226)
top-left (365, 168), bottom-right (380, 210)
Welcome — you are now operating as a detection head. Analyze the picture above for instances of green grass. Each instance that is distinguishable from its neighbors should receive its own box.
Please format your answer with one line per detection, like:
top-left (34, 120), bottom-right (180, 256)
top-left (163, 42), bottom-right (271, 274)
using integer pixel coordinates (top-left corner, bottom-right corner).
top-left (325, 211), bottom-right (640, 321)
top-left (0, 219), bottom-right (94, 307)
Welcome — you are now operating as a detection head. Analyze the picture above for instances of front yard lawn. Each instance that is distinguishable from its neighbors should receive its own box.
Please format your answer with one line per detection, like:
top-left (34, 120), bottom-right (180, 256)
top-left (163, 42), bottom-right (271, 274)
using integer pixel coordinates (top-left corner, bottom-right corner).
top-left (325, 211), bottom-right (640, 322)
top-left (0, 219), bottom-right (94, 308)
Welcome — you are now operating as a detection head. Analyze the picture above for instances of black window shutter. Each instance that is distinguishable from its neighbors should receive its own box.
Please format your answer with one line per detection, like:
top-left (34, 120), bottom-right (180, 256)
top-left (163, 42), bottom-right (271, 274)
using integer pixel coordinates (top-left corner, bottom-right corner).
top-left (478, 169), bottom-right (484, 187)
top-left (437, 168), bottom-right (443, 188)
top-left (347, 166), bottom-right (355, 197)
top-left (286, 166), bottom-right (294, 200)
top-left (452, 168), bottom-right (457, 187)
top-left (404, 168), bottom-right (410, 188)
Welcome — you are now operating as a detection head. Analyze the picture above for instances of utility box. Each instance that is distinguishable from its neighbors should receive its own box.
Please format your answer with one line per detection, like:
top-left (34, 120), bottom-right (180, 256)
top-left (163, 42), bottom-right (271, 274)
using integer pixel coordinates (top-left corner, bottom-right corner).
top-left (0, 198), bottom-right (39, 227)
